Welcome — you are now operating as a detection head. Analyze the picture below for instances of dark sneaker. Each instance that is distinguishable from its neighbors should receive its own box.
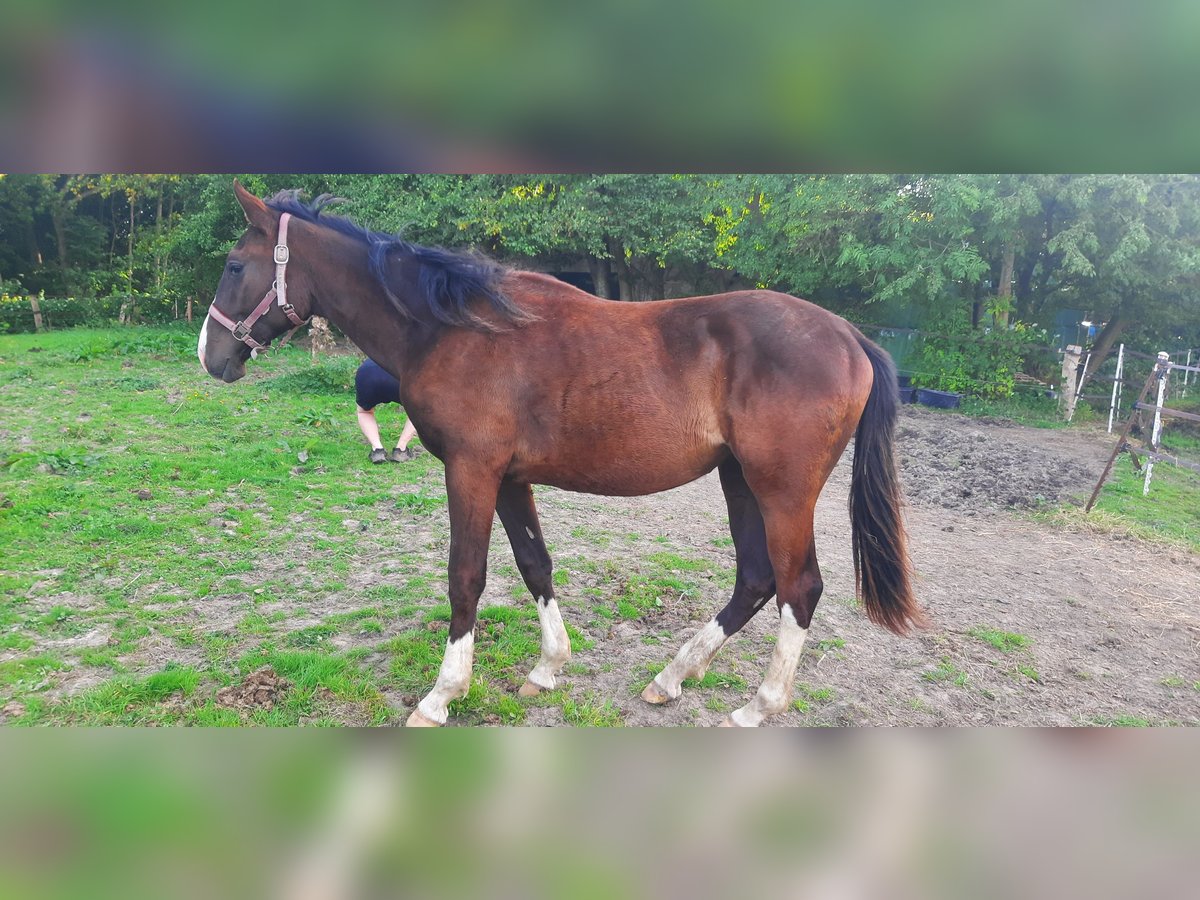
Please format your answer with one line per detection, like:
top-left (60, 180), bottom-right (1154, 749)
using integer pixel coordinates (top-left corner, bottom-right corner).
top-left (369, 448), bottom-right (387, 464)
top-left (390, 448), bottom-right (415, 463)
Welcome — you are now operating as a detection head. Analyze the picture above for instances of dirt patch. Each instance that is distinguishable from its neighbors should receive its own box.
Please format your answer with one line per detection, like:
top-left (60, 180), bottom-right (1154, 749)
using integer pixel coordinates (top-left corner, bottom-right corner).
top-left (1, 700), bottom-right (26, 721)
top-left (895, 406), bottom-right (1109, 511)
top-left (215, 667), bottom-right (289, 712)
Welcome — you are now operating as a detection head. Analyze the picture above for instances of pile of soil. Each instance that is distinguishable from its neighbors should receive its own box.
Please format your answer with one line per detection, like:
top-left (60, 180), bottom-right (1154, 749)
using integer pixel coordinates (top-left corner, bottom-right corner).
top-left (893, 407), bottom-right (1106, 511)
top-left (215, 667), bottom-right (289, 712)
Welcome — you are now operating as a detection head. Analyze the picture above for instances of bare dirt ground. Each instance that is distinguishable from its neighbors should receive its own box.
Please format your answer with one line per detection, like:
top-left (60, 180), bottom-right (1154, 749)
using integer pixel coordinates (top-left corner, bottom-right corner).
top-left (488, 405), bottom-right (1200, 726)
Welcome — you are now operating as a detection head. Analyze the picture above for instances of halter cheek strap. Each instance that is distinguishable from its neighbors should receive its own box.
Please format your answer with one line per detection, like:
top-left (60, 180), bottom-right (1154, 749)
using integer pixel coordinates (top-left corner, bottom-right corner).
top-left (207, 213), bottom-right (310, 353)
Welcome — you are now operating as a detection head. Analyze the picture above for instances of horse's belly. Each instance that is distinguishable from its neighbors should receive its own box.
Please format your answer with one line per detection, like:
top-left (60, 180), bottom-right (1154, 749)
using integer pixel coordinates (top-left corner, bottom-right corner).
top-left (516, 440), bottom-right (725, 497)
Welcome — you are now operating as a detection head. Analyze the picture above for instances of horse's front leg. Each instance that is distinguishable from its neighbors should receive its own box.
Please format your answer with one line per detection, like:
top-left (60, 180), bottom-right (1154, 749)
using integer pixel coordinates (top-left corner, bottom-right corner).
top-left (406, 461), bottom-right (502, 727)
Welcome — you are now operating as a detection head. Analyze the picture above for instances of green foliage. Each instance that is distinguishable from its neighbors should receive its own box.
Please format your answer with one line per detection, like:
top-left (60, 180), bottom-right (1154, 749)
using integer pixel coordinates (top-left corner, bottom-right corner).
top-left (4, 173), bottom-right (1199, 351)
top-left (264, 356), bottom-right (359, 396)
top-left (295, 407), bottom-right (336, 428)
top-left (911, 319), bottom-right (1054, 398)
top-left (0, 292), bottom-right (127, 333)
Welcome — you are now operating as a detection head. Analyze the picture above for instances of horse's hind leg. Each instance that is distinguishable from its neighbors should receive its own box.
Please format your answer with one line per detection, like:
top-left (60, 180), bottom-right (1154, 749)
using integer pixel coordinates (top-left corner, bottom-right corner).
top-left (642, 458), bottom-right (776, 705)
top-left (722, 496), bottom-right (822, 727)
top-left (495, 479), bottom-right (570, 697)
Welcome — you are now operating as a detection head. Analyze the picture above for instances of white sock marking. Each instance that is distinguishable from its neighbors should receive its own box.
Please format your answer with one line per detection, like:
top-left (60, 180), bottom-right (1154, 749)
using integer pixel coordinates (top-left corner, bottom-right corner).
top-left (416, 631), bottom-right (475, 725)
top-left (729, 606), bottom-right (808, 727)
top-left (526, 596), bottom-right (570, 690)
top-left (653, 618), bottom-right (729, 699)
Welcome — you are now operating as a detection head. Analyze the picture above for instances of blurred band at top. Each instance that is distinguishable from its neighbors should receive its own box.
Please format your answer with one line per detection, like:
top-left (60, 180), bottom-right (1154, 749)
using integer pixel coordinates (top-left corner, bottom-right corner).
top-left (1, 2), bottom-right (1199, 172)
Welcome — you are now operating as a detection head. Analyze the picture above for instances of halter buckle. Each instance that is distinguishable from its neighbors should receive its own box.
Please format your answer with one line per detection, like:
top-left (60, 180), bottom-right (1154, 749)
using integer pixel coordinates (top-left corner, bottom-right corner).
top-left (232, 321), bottom-right (252, 341)
top-left (274, 244), bottom-right (290, 265)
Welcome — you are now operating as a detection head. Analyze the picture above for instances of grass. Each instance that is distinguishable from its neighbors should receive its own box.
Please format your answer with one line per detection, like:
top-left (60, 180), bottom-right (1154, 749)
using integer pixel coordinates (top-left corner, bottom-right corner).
top-left (965, 626), bottom-right (1043, 684)
top-left (17, 324), bottom-right (1184, 728)
top-left (957, 392), bottom-right (1067, 429)
top-left (3, 325), bottom-right (643, 726)
top-left (813, 637), bottom-right (846, 652)
top-left (792, 682), bottom-right (835, 713)
top-left (921, 657), bottom-right (969, 687)
top-left (967, 627), bottom-right (1030, 654)
top-left (1090, 714), bottom-right (1153, 727)
top-left (1043, 425), bottom-right (1200, 553)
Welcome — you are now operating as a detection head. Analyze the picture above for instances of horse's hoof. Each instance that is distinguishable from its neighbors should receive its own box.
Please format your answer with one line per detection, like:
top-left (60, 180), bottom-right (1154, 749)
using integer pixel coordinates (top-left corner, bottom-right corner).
top-left (640, 680), bottom-right (672, 705)
top-left (517, 680), bottom-right (543, 698)
top-left (718, 716), bottom-right (739, 727)
top-left (405, 708), bottom-right (442, 727)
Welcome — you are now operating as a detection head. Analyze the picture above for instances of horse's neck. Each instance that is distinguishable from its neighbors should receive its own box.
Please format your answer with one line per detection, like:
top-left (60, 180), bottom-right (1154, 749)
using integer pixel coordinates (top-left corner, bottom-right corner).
top-left (305, 231), bottom-right (416, 372)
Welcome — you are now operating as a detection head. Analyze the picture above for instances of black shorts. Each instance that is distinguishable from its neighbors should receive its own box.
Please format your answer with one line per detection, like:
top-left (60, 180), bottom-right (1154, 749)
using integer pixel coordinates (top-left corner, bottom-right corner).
top-left (355, 359), bottom-right (401, 410)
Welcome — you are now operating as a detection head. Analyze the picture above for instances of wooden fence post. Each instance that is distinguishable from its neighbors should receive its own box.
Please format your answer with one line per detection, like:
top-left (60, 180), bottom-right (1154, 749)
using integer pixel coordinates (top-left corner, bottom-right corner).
top-left (30, 294), bottom-right (45, 333)
top-left (1061, 345), bottom-right (1082, 421)
top-left (186, 297), bottom-right (193, 323)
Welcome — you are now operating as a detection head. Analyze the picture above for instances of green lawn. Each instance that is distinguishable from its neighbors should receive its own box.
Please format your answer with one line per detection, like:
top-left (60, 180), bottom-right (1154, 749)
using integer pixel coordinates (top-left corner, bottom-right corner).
top-left (0, 325), bottom-right (583, 725)
top-left (1086, 446), bottom-right (1200, 553)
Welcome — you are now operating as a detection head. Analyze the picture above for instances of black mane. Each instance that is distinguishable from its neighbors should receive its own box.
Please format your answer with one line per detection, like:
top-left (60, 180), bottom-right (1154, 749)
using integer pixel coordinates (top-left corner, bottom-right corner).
top-left (265, 191), bottom-right (529, 330)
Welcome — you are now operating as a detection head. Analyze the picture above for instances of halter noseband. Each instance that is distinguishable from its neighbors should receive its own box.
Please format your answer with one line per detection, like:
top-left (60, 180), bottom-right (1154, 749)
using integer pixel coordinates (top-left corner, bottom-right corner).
top-left (207, 212), bottom-right (310, 353)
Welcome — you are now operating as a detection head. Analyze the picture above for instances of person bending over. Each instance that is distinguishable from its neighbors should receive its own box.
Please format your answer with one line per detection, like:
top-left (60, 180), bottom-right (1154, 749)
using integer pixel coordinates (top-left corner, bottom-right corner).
top-left (354, 358), bottom-right (420, 464)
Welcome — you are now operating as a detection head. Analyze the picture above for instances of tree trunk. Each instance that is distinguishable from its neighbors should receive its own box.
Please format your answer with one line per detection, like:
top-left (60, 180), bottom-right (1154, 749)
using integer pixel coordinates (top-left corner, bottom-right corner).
top-left (154, 183), bottom-right (165, 297)
top-left (25, 217), bottom-right (42, 268)
top-left (109, 196), bottom-right (118, 267)
top-left (1079, 314), bottom-right (1128, 391)
top-left (128, 193), bottom-right (135, 283)
top-left (586, 257), bottom-right (614, 298)
top-left (642, 263), bottom-right (665, 301)
top-left (122, 192), bottom-right (136, 324)
top-left (608, 241), bottom-right (633, 301)
top-left (994, 246), bottom-right (1015, 328)
top-left (50, 203), bottom-right (69, 270)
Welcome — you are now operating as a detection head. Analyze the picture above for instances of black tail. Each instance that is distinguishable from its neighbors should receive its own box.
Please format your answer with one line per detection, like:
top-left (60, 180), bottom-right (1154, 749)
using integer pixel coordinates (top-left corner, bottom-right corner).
top-left (849, 336), bottom-right (922, 634)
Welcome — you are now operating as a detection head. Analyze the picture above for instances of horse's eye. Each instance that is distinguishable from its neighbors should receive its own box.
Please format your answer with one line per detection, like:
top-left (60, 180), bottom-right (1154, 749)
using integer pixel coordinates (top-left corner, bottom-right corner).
top-left (228, 261), bottom-right (244, 275)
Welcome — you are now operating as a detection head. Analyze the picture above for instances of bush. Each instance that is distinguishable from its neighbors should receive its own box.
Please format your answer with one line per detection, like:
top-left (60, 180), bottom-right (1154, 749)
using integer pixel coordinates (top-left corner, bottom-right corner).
top-left (1, 293), bottom-right (120, 333)
top-left (265, 355), bottom-right (360, 396)
top-left (911, 321), bottom-right (1055, 399)
top-left (0, 292), bottom-right (184, 333)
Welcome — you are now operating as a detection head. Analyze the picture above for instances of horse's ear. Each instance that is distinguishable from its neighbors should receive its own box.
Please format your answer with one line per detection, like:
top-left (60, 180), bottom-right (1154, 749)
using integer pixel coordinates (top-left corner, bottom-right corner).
top-left (233, 179), bottom-right (277, 232)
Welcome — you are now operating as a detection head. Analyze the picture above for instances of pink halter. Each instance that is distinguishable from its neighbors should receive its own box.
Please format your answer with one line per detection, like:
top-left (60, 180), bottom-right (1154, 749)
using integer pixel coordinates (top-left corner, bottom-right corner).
top-left (207, 213), bottom-right (309, 353)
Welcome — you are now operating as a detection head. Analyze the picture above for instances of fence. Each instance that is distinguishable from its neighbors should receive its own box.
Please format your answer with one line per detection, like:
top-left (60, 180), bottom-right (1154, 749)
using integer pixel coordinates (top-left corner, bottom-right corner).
top-left (1086, 351), bottom-right (1200, 510)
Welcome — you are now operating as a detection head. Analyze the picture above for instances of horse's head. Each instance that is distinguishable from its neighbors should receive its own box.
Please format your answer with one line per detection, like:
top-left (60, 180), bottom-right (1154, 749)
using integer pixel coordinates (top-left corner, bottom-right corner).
top-left (198, 181), bottom-right (313, 382)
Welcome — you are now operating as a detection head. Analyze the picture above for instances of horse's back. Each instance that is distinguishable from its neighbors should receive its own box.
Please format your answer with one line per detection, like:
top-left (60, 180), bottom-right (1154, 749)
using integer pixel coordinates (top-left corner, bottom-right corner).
top-left (485, 282), bottom-right (873, 493)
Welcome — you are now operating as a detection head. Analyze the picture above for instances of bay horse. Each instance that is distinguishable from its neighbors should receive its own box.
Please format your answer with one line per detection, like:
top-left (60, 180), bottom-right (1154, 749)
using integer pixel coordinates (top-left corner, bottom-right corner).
top-left (198, 181), bottom-right (921, 727)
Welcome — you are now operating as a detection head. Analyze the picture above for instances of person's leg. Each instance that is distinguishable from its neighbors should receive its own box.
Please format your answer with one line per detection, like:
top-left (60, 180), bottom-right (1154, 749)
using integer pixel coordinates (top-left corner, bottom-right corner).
top-left (356, 406), bottom-right (387, 463)
top-left (356, 406), bottom-right (384, 449)
top-left (396, 417), bottom-right (418, 453)
top-left (389, 414), bottom-right (420, 462)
